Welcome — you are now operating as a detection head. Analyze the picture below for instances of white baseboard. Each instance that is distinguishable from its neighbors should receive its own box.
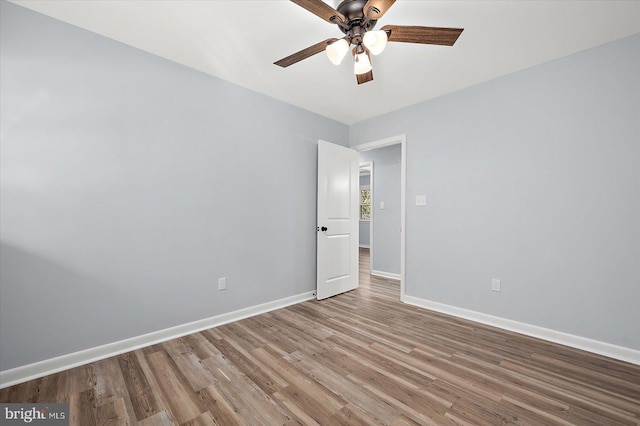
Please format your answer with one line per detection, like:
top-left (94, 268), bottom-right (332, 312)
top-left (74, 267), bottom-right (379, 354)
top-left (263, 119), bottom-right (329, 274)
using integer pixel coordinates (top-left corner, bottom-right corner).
top-left (403, 295), bottom-right (640, 366)
top-left (0, 291), bottom-right (315, 389)
top-left (371, 270), bottom-right (401, 281)
top-left (359, 244), bottom-right (370, 249)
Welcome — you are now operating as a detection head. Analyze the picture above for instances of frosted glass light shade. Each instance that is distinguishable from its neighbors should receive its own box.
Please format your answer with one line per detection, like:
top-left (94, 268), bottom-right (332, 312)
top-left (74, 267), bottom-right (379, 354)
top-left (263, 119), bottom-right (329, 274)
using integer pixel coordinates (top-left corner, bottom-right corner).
top-left (363, 30), bottom-right (388, 55)
top-left (326, 39), bottom-right (350, 65)
top-left (353, 51), bottom-right (372, 75)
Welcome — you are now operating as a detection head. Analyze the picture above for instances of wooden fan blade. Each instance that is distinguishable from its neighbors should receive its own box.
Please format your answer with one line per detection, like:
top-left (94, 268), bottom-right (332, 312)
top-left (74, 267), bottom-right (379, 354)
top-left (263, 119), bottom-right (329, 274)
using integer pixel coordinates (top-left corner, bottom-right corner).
top-left (291, 0), bottom-right (345, 24)
top-left (356, 70), bottom-right (374, 85)
top-left (274, 38), bottom-right (338, 68)
top-left (381, 25), bottom-right (464, 46)
top-left (363, 0), bottom-right (396, 20)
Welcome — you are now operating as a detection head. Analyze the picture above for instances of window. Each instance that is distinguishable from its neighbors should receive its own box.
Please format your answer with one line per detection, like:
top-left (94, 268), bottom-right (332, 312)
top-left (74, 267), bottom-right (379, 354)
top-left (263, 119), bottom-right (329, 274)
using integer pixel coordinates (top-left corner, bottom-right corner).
top-left (360, 186), bottom-right (371, 220)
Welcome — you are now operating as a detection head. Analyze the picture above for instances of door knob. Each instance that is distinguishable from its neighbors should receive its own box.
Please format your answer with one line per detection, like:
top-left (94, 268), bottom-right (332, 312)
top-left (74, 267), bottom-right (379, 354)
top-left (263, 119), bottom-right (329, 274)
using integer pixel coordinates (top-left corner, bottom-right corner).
top-left (321, 226), bottom-right (328, 232)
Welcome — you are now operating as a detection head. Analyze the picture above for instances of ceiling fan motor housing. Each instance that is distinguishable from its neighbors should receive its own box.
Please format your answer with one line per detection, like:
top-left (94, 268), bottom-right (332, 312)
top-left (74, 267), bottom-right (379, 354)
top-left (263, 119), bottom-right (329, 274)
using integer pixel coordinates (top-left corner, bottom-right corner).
top-left (337, 0), bottom-right (377, 44)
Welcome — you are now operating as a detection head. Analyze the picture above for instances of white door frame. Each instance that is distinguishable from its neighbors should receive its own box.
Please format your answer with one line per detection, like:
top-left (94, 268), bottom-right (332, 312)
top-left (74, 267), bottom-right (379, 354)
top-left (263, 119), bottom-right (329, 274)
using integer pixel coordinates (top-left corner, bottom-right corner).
top-left (352, 134), bottom-right (406, 302)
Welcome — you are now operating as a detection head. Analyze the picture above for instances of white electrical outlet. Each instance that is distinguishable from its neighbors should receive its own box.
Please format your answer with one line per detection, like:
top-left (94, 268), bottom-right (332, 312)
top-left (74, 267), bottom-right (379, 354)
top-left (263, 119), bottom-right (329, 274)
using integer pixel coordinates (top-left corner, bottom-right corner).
top-left (416, 195), bottom-right (427, 206)
top-left (491, 279), bottom-right (501, 292)
top-left (218, 277), bottom-right (227, 291)
top-left (380, 201), bottom-right (385, 210)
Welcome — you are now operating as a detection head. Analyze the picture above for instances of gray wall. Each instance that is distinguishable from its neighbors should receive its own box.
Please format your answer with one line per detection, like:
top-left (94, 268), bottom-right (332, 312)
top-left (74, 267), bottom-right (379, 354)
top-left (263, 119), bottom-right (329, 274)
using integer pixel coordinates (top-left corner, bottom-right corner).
top-left (359, 174), bottom-right (370, 246)
top-left (351, 34), bottom-right (640, 350)
top-left (0, 1), bottom-right (348, 371)
top-left (359, 146), bottom-right (402, 275)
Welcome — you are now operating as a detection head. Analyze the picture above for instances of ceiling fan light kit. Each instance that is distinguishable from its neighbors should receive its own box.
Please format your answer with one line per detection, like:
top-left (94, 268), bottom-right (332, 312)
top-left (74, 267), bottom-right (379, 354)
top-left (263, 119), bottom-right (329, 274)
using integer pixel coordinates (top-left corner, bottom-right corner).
top-left (326, 38), bottom-right (350, 65)
top-left (353, 48), bottom-right (372, 75)
top-left (275, 0), bottom-right (464, 85)
top-left (362, 30), bottom-right (388, 55)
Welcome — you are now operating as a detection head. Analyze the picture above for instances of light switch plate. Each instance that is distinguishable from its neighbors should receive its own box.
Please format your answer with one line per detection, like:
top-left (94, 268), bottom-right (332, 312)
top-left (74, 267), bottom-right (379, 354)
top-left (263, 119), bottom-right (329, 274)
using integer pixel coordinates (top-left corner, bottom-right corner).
top-left (380, 201), bottom-right (385, 210)
top-left (416, 195), bottom-right (427, 206)
top-left (491, 279), bottom-right (501, 292)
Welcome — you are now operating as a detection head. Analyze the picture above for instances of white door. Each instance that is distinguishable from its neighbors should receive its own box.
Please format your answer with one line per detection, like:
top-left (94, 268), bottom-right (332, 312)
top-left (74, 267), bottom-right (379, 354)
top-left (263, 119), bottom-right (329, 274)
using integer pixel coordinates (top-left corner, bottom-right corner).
top-left (317, 140), bottom-right (359, 300)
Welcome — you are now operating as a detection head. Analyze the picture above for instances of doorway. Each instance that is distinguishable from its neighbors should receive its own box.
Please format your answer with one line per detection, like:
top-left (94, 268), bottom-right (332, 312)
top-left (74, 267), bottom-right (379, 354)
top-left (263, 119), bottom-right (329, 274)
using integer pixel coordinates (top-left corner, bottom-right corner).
top-left (353, 135), bottom-right (406, 301)
top-left (359, 161), bottom-right (373, 274)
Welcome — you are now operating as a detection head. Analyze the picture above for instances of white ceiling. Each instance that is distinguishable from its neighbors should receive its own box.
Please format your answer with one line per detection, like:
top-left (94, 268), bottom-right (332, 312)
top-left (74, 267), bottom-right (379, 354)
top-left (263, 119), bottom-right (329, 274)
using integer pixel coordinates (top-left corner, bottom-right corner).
top-left (10, 0), bottom-right (640, 125)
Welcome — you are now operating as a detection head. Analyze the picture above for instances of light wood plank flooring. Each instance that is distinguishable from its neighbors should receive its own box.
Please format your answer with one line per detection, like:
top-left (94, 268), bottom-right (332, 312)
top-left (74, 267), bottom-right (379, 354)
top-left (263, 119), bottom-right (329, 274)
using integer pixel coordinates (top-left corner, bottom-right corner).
top-left (2, 248), bottom-right (639, 425)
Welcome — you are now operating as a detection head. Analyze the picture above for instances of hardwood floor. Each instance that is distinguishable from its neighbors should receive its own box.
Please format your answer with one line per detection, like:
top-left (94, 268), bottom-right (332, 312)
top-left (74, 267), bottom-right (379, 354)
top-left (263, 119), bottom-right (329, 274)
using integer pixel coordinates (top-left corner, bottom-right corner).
top-left (2, 248), bottom-right (639, 425)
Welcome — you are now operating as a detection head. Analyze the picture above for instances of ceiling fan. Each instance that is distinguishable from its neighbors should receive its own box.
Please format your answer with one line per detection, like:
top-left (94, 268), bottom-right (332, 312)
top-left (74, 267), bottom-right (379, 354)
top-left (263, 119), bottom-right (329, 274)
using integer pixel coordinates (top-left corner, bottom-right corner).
top-left (274, 0), bottom-right (464, 84)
